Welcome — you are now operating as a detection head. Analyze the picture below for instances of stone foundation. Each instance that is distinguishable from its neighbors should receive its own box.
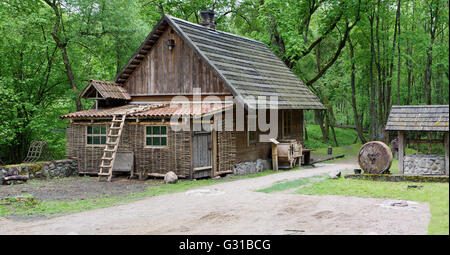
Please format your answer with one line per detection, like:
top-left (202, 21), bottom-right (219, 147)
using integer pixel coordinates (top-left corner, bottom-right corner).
top-left (233, 159), bottom-right (271, 175)
top-left (0, 159), bottom-right (78, 184)
top-left (404, 154), bottom-right (446, 175)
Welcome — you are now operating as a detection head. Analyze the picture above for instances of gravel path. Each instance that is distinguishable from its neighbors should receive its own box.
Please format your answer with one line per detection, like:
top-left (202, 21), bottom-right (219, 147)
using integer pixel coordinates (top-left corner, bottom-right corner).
top-left (0, 163), bottom-right (430, 235)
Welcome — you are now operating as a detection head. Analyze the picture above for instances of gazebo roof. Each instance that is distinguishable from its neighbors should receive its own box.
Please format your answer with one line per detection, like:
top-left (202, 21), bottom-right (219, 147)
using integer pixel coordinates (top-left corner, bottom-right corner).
top-left (385, 105), bottom-right (449, 132)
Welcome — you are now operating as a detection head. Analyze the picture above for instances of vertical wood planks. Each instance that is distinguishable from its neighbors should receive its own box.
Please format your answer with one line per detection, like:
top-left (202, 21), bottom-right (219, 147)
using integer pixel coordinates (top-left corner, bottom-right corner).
top-left (123, 26), bottom-right (230, 96)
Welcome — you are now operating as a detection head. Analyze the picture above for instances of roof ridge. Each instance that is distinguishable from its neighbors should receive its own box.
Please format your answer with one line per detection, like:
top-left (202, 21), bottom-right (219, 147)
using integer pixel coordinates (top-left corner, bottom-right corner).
top-left (166, 14), bottom-right (267, 46)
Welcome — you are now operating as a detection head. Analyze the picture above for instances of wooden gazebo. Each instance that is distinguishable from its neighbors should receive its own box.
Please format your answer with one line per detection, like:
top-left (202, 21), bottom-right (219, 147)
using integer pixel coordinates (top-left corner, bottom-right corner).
top-left (385, 105), bottom-right (449, 175)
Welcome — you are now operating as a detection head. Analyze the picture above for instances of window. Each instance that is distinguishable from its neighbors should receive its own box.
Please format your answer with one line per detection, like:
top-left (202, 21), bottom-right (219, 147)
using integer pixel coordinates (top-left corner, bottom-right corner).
top-left (282, 110), bottom-right (293, 138)
top-left (145, 125), bottom-right (168, 147)
top-left (86, 126), bottom-right (107, 145)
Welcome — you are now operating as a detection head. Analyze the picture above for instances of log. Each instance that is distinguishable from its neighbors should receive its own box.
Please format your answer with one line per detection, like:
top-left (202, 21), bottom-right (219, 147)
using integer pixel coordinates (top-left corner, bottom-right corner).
top-left (3, 175), bottom-right (29, 181)
top-left (358, 141), bottom-right (393, 174)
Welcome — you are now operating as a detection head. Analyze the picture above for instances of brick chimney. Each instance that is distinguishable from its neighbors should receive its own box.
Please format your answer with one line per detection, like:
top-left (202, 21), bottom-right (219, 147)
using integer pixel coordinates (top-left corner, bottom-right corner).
top-left (200, 10), bottom-right (216, 30)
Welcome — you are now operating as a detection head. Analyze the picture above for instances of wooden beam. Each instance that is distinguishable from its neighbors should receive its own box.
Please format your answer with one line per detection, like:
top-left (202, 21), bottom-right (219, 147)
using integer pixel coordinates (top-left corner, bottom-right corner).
top-left (407, 139), bottom-right (444, 144)
top-left (445, 132), bottom-right (449, 176)
top-left (212, 126), bottom-right (217, 177)
top-left (398, 131), bottom-right (406, 174)
top-left (135, 54), bottom-right (145, 59)
top-left (272, 143), bottom-right (278, 171)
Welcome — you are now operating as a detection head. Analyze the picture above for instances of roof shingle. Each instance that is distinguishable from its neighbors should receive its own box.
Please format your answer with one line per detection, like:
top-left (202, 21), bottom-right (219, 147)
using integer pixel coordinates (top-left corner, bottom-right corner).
top-left (385, 105), bottom-right (449, 132)
top-left (80, 80), bottom-right (131, 100)
top-left (61, 103), bottom-right (233, 119)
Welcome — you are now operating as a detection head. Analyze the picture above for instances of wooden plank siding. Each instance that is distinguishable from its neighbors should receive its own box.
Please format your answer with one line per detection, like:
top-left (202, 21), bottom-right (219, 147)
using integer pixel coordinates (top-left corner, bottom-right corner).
top-left (124, 27), bottom-right (230, 96)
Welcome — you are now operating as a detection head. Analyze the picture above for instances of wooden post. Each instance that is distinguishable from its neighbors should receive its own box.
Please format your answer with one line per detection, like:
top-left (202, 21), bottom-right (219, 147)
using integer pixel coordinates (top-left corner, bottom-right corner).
top-left (398, 131), bottom-right (405, 174)
top-left (212, 127), bottom-right (217, 177)
top-left (444, 132), bottom-right (449, 176)
top-left (270, 138), bottom-right (279, 171)
top-left (189, 120), bottom-right (194, 179)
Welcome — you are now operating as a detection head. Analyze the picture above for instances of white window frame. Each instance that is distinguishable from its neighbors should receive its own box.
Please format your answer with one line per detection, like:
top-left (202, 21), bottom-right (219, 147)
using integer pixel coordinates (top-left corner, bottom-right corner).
top-left (144, 125), bottom-right (169, 148)
top-left (86, 125), bottom-right (107, 147)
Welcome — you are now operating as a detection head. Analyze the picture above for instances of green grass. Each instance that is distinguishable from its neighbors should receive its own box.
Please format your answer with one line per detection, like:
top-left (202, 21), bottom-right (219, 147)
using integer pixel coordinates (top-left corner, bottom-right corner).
top-left (304, 124), bottom-right (361, 149)
top-left (256, 175), bottom-right (326, 193)
top-left (295, 178), bottom-right (449, 235)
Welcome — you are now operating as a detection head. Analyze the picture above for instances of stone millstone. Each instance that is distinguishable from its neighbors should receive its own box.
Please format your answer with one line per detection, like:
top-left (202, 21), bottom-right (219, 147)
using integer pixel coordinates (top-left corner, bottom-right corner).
top-left (358, 141), bottom-right (393, 174)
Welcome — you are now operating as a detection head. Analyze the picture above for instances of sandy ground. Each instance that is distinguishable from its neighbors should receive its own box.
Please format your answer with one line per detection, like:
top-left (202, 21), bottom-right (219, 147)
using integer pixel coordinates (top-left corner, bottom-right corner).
top-left (0, 162), bottom-right (430, 235)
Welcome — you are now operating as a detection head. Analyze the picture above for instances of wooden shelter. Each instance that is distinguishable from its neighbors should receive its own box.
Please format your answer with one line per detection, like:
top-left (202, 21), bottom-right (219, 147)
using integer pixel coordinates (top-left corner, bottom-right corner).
top-left (385, 105), bottom-right (449, 175)
top-left (61, 11), bottom-right (324, 180)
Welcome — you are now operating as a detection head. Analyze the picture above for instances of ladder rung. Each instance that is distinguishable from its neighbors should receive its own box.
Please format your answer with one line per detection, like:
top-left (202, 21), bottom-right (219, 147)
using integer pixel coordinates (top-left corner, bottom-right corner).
top-left (110, 127), bottom-right (121, 129)
top-left (106, 142), bottom-right (117, 145)
top-left (101, 157), bottom-right (113, 160)
top-left (98, 173), bottom-right (110, 176)
top-left (109, 134), bottom-right (119, 137)
top-left (104, 149), bottom-right (116, 152)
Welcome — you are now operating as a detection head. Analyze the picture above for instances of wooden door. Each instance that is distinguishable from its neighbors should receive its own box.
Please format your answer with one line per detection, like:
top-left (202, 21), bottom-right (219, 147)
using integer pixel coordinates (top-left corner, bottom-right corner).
top-left (193, 130), bottom-right (212, 178)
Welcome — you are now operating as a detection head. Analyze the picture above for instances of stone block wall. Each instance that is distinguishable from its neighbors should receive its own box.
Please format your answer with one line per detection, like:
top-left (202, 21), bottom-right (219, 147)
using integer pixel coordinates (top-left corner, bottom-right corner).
top-left (233, 159), bottom-right (271, 175)
top-left (0, 159), bottom-right (78, 184)
top-left (403, 154), bottom-right (446, 175)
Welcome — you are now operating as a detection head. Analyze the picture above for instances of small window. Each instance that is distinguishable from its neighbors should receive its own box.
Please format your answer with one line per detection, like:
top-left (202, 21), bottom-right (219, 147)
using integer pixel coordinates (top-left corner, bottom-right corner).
top-left (86, 126), bottom-right (107, 145)
top-left (145, 125), bottom-right (168, 147)
top-left (248, 131), bottom-right (257, 145)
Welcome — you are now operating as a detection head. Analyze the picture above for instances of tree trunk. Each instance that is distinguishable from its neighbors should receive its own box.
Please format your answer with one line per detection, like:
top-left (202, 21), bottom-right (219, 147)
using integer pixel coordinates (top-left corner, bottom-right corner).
top-left (396, 0), bottom-right (401, 105)
top-left (348, 36), bottom-right (367, 144)
top-left (314, 110), bottom-right (328, 140)
top-left (369, 13), bottom-right (377, 140)
top-left (44, 0), bottom-right (82, 111)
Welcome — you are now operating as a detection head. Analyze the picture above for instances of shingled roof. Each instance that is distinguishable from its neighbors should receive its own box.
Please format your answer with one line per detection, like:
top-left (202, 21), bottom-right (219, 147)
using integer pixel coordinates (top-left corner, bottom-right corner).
top-left (385, 105), bottom-right (449, 132)
top-left (61, 103), bottom-right (233, 119)
top-left (114, 15), bottom-right (325, 110)
top-left (80, 80), bottom-right (131, 100)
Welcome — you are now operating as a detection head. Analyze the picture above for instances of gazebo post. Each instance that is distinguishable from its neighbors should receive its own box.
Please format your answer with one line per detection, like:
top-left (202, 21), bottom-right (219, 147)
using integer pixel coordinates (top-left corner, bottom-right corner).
top-left (398, 131), bottom-right (406, 174)
top-left (445, 132), bottom-right (449, 176)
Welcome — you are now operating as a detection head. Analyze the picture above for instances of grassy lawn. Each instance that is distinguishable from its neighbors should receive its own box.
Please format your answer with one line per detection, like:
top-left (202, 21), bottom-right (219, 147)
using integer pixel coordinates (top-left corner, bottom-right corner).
top-left (295, 178), bottom-right (449, 235)
top-left (0, 169), bottom-right (286, 219)
top-left (304, 124), bottom-right (360, 149)
top-left (256, 175), bottom-right (326, 193)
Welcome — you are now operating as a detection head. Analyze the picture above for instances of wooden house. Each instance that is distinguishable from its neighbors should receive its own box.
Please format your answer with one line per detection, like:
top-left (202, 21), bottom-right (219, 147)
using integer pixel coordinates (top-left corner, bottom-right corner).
top-left (61, 10), bottom-right (325, 180)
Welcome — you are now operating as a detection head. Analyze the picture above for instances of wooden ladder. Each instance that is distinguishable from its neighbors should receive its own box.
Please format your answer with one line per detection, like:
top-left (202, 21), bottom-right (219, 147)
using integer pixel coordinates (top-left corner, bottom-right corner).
top-left (98, 113), bottom-right (126, 182)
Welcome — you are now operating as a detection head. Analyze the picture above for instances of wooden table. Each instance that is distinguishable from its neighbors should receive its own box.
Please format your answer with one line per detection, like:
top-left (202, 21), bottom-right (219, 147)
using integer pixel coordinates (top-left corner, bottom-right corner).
top-left (302, 149), bottom-right (315, 165)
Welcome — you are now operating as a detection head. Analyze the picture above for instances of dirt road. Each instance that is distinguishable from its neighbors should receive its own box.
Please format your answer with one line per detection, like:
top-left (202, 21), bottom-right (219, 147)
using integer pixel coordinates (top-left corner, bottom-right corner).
top-left (0, 163), bottom-right (430, 235)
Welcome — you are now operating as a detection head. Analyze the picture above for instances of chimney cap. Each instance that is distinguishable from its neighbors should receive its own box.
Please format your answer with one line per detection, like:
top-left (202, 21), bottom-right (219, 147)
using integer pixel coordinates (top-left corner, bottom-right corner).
top-left (200, 9), bottom-right (216, 30)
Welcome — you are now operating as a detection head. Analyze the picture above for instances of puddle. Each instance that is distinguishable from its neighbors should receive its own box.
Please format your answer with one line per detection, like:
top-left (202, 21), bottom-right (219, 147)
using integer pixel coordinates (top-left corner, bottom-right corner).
top-left (376, 200), bottom-right (420, 210)
top-left (185, 189), bottom-right (225, 196)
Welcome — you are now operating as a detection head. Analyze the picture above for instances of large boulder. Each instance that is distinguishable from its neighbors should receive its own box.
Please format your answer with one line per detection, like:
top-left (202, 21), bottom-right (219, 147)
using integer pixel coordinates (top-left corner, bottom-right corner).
top-left (164, 171), bottom-right (178, 184)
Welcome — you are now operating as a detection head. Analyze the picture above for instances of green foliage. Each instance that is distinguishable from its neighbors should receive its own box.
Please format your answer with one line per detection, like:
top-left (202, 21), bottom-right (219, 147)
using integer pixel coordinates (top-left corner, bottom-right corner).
top-left (296, 178), bottom-right (449, 235)
top-left (0, 0), bottom-right (448, 163)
